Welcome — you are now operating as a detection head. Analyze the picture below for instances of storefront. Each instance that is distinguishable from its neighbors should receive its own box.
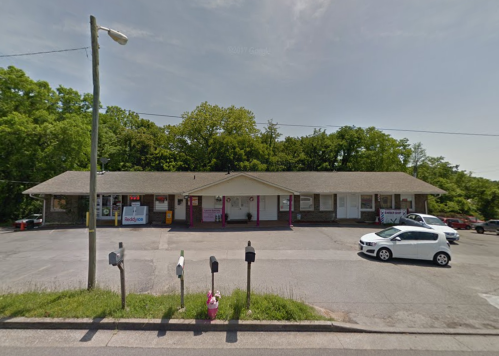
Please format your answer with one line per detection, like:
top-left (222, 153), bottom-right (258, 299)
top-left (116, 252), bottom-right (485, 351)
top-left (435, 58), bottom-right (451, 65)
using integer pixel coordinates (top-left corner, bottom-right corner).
top-left (24, 170), bottom-right (446, 227)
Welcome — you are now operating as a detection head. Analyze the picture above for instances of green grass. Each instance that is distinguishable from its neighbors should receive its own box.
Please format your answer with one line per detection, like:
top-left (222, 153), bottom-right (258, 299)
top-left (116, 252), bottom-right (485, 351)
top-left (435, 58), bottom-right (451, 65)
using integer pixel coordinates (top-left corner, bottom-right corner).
top-left (0, 289), bottom-right (329, 321)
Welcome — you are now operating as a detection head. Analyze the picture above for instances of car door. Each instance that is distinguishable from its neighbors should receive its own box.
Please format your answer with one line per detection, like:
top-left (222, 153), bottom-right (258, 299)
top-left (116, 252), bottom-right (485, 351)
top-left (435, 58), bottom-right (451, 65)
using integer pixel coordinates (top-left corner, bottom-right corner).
top-left (402, 214), bottom-right (419, 227)
top-left (391, 231), bottom-right (418, 258)
top-left (416, 231), bottom-right (440, 260)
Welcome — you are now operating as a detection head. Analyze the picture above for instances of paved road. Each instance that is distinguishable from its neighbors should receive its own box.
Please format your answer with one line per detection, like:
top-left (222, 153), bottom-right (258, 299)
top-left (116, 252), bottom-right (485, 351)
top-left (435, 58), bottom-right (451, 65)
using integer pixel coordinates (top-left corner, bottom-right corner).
top-left (0, 329), bottom-right (499, 355)
top-left (1, 225), bottom-right (499, 330)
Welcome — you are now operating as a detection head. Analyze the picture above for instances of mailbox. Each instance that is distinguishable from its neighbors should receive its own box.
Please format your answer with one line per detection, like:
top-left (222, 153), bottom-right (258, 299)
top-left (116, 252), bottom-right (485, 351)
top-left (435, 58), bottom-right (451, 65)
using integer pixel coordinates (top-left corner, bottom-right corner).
top-left (176, 256), bottom-right (185, 277)
top-left (209, 256), bottom-right (218, 273)
top-left (109, 247), bottom-right (125, 266)
top-left (245, 245), bottom-right (255, 263)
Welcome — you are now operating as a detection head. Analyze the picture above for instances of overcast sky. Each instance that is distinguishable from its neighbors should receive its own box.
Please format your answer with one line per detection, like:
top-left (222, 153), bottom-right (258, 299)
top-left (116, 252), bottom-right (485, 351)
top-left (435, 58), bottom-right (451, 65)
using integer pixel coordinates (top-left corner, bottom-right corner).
top-left (2, 0), bottom-right (499, 180)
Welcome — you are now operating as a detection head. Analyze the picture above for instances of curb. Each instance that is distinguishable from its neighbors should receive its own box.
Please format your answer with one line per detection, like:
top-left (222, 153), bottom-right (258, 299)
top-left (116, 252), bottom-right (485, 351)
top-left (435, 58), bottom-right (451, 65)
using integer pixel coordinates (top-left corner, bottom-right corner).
top-left (1, 318), bottom-right (499, 335)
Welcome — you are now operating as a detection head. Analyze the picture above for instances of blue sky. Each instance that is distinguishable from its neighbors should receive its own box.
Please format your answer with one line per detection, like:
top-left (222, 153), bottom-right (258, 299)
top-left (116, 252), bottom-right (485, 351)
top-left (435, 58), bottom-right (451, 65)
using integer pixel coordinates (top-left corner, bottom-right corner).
top-left (2, 0), bottom-right (499, 180)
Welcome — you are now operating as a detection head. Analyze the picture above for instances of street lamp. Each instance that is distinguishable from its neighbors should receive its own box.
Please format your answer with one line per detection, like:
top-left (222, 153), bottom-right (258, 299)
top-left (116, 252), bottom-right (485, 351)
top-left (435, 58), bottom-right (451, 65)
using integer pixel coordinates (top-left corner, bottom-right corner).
top-left (88, 15), bottom-right (127, 290)
top-left (100, 157), bottom-right (110, 172)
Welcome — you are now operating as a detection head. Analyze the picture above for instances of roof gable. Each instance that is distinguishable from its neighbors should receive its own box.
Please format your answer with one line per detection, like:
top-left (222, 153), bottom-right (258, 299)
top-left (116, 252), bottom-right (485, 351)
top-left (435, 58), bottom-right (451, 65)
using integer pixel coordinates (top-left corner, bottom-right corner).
top-left (187, 173), bottom-right (297, 195)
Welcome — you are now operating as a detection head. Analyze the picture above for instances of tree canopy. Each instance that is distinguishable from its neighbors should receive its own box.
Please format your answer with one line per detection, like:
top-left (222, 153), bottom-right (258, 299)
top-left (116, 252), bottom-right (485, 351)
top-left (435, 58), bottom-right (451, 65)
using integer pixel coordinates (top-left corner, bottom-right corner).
top-left (1, 66), bottom-right (498, 221)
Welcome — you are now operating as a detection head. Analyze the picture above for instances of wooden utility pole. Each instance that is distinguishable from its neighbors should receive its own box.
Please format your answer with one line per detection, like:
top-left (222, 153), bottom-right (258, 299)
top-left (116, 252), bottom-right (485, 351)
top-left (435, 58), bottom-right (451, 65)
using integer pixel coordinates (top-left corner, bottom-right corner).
top-left (88, 15), bottom-right (100, 290)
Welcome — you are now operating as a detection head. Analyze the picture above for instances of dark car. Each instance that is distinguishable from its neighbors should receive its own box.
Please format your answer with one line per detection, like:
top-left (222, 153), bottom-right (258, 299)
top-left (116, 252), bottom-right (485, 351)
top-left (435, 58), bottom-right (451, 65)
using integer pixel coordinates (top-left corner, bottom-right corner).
top-left (442, 218), bottom-right (471, 230)
top-left (13, 214), bottom-right (43, 228)
top-left (473, 220), bottom-right (499, 234)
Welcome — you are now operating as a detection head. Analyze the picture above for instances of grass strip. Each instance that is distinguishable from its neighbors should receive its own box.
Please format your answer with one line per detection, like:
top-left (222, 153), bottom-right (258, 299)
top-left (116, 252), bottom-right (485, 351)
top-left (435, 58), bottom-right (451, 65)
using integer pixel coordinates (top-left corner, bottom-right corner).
top-left (0, 289), bottom-right (329, 321)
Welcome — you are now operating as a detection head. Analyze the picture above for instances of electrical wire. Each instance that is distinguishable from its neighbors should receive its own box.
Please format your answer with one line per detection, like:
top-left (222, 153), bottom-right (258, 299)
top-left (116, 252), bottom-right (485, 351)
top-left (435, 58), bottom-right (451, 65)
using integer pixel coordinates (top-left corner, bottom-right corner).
top-left (134, 111), bottom-right (499, 137)
top-left (0, 47), bottom-right (90, 58)
top-left (0, 179), bottom-right (40, 184)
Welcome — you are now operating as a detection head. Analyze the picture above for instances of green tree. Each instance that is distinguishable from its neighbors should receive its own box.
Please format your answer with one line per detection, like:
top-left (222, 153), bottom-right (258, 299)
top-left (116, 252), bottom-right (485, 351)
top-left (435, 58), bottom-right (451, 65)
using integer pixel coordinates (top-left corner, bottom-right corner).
top-left (172, 102), bottom-right (263, 171)
top-left (410, 142), bottom-right (427, 178)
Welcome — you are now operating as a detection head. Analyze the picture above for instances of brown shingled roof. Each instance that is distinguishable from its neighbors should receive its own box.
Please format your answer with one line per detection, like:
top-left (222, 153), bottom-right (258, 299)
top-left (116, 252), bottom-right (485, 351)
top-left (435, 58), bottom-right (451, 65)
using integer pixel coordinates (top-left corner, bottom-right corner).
top-left (23, 171), bottom-right (446, 195)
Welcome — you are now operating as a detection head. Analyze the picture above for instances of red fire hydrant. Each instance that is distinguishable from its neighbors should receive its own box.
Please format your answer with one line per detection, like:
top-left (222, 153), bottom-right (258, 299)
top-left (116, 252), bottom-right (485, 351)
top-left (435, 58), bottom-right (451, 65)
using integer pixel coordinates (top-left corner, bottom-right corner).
top-left (206, 290), bottom-right (221, 319)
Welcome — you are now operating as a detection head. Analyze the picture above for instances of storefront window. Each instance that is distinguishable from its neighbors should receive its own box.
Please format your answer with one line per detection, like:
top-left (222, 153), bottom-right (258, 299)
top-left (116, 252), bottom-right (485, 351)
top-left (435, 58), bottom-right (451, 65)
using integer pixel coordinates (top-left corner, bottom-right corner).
top-left (214, 196), bottom-right (223, 208)
top-left (99, 195), bottom-right (122, 218)
top-left (300, 195), bottom-right (314, 211)
top-left (280, 195), bottom-right (294, 211)
top-left (155, 195), bottom-right (169, 211)
top-left (401, 194), bottom-right (414, 211)
top-left (320, 195), bottom-right (333, 211)
top-left (379, 195), bottom-right (393, 209)
top-left (129, 195), bottom-right (141, 204)
top-left (360, 195), bottom-right (374, 210)
top-left (52, 195), bottom-right (66, 211)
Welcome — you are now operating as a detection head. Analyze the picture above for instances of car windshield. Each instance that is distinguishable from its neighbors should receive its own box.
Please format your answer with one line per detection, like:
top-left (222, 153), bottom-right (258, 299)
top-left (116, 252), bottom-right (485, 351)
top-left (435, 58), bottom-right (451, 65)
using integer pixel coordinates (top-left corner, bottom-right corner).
top-left (424, 217), bottom-right (446, 226)
top-left (26, 215), bottom-right (40, 220)
top-left (375, 227), bottom-right (401, 238)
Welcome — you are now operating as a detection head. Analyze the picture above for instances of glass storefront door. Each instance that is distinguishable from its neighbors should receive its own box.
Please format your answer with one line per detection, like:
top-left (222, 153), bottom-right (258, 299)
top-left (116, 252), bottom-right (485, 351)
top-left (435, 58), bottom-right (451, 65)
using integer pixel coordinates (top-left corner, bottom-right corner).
top-left (97, 194), bottom-right (122, 219)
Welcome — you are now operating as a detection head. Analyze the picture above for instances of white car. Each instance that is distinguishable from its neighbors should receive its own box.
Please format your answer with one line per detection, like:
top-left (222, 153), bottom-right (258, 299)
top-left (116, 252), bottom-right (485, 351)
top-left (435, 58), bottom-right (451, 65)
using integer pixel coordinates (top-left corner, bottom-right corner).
top-left (359, 226), bottom-right (452, 266)
top-left (399, 213), bottom-right (459, 242)
top-left (13, 214), bottom-right (43, 229)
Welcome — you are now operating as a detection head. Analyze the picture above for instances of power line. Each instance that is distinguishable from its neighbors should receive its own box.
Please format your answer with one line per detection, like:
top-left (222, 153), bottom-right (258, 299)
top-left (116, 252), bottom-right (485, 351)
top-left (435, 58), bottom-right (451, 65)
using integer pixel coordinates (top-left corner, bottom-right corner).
top-left (346, 126), bottom-right (499, 137)
top-left (0, 179), bottom-right (40, 184)
top-left (135, 112), bottom-right (183, 119)
top-left (0, 47), bottom-right (90, 58)
top-left (135, 111), bottom-right (499, 137)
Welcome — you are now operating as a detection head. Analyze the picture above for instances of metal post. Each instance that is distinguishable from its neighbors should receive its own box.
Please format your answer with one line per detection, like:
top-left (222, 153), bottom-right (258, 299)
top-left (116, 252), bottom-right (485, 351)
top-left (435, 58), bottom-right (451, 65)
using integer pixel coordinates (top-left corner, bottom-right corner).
top-left (180, 250), bottom-right (184, 309)
top-left (212, 273), bottom-right (214, 294)
top-left (118, 242), bottom-right (126, 309)
top-left (247, 261), bottom-right (251, 309)
top-left (88, 15), bottom-right (100, 291)
top-left (118, 261), bottom-right (126, 309)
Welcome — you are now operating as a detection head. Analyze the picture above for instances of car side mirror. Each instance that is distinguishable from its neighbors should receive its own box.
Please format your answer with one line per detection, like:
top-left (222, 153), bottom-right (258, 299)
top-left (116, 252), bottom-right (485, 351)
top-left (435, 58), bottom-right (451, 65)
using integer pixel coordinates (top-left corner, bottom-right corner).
top-left (392, 237), bottom-right (401, 241)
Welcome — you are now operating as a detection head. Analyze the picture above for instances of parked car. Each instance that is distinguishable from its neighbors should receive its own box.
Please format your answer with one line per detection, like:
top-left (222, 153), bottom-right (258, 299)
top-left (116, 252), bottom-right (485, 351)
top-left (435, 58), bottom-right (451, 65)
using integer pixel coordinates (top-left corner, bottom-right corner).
top-left (473, 219), bottom-right (499, 234)
top-left (467, 216), bottom-right (484, 224)
top-left (358, 226), bottom-right (451, 266)
top-left (13, 214), bottom-right (43, 228)
top-left (399, 213), bottom-right (459, 242)
top-left (441, 218), bottom-right (471, 230)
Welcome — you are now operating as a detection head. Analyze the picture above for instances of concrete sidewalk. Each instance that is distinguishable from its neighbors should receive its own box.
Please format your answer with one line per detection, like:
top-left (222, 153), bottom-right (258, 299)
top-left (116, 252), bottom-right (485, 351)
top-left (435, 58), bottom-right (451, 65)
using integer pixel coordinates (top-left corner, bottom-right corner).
top-left (1, 317), bottom-right (499, 336)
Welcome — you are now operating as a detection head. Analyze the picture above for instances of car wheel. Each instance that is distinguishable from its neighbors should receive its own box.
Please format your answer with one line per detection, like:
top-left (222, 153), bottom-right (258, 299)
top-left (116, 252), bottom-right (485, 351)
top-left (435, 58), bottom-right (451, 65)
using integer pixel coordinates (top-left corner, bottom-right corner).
top-left (465, 225), bottom-right (471, 230)
top-left (434, 252), bottom-right (450, 267)
top-left (377, 248), bottom-right (392, 262)
top-left (476, 227), bottom-right (484, 234)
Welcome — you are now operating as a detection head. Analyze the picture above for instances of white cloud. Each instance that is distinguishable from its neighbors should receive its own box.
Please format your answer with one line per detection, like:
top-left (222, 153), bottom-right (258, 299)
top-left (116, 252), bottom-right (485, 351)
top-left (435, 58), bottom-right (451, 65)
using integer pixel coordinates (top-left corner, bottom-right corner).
top-left (292, 0), bottom-right (332, 20)
top-left (191, 0), bottom-right (244, 9)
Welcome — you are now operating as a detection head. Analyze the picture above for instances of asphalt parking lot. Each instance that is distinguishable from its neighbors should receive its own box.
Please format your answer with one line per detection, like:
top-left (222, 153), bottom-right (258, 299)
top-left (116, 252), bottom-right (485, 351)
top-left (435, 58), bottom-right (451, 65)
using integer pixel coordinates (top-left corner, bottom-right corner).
top-left (1, 225), bottom-right (499, 330)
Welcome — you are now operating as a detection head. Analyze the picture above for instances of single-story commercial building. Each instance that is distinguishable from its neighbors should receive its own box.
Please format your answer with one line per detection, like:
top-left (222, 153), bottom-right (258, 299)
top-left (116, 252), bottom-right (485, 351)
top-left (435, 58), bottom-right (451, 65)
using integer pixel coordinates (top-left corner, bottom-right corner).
top-left (23, 171), bottom-right (446, 227)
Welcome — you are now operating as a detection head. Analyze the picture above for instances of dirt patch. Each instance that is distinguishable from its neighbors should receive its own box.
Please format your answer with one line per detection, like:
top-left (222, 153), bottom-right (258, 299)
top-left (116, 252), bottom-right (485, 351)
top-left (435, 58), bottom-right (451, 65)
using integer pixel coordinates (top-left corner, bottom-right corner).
top-left (309, 304), bottom-right (354, 323)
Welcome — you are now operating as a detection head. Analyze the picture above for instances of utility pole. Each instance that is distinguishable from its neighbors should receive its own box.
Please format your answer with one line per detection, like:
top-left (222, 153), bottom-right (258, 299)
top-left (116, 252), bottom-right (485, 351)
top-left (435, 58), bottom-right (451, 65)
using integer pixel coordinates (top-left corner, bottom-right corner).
top-left (88, 15), bottom-right (100, 290)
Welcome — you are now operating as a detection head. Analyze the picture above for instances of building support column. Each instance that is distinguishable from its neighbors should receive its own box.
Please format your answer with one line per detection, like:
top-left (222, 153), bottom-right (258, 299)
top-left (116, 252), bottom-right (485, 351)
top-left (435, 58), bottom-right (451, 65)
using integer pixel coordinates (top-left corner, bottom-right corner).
top-left (257, 196), bottom-right (260, 227)
top-left (289, 194), bottom-right (293, 227)
top-left (189, 196), bottom-right (193, 227)
top-left (222, 196), bottom-right (226, 228)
